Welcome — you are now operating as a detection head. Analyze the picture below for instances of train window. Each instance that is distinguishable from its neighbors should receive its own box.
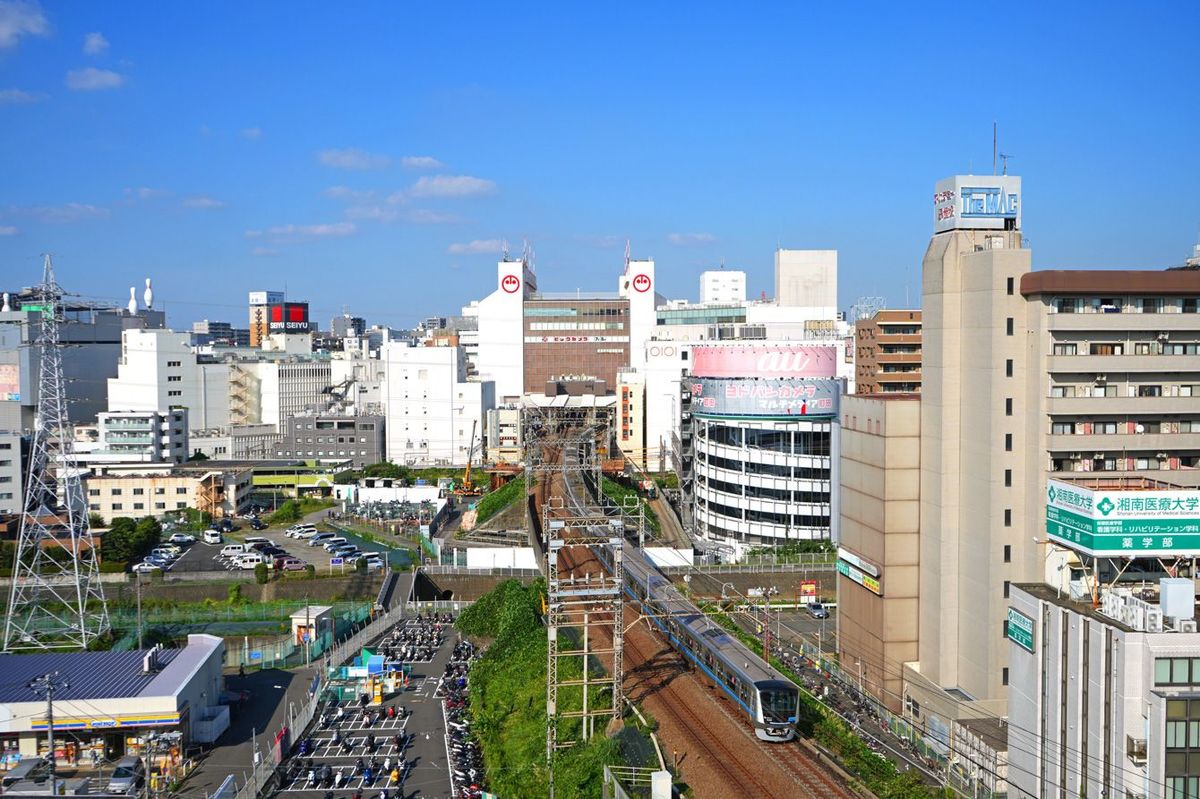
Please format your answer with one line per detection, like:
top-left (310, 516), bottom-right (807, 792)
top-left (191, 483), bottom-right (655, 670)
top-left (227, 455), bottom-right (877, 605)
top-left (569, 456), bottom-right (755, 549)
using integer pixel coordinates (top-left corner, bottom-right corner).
top-left (759, 689), bottom-right (797, 723)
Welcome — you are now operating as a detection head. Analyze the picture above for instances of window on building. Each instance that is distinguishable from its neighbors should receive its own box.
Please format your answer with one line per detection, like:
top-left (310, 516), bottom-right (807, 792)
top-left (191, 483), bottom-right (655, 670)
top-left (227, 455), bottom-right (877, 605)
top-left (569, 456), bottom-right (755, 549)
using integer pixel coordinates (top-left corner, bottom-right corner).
top-left (110, 488), bottom-right (122, 496)
top-left (1005, 469), bottom-right (1012, 487)
top-left (88, 503), bottom-right (99, 510)
top-left (1007, 277), bottom-right (1014, 296)
top-left (132, 488), bottom-right (144, 495)
top-left (88, 488), bottom-right (100, 497)
top-left (1003, 581), bottom-right (1010, 598)
top-left (1002, 620), bottom-right (1008, 638)
top-left (1139, 385), bottom-right (1163, 397)
top-left (1005, 433), bottom-right (1012, 451)
top-left (133, 502), bottom-right (144, 510)
top-left (1090, 342), bottom-right (1123, 355)
top-left (176, 502), bottom-right (187, 509)
top-left (176, 487), bottom-right (187, 495)
top-left (1142, 298), bottom-right (1161, 314)
top-left (1052, 343), bottom-right (1077, 355)
top-left (112, 503), bottom-right (123, 510)
top-left (1003, 545), bottom-right (1011, 563)
top-left (155, 502), bottom-right (165, 510)
top-left (1006, 318), bottom-right (1014, 336)
top-left (1005, 359), bottom-right (1013, 377)
top-left (1002, 668), bottom-right (1009, 686)
top-left (1006, 398), bottom-right (1013, 416)
top-left (1004, 508), bottom-right (1012, 526)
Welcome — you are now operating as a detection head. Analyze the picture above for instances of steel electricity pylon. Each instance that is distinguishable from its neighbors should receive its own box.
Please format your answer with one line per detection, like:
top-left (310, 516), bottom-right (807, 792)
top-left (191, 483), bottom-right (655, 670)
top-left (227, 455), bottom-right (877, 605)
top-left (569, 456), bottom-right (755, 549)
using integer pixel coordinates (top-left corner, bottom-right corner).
top-left (3, 255), bottom-right (110, 651)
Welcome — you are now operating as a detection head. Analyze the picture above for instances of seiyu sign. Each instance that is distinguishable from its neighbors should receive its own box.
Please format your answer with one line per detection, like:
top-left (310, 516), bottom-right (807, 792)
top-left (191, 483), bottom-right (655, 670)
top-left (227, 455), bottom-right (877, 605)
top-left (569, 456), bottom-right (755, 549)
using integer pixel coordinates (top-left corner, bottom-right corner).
top-left (1046, 478), bottom-right (1200, 557)
top-left (691, 345), bottom-right (838, 379)
top-left (687, 377), bottom-right (839, 418)
top-left (933, 175), bottom-right (1022, 233)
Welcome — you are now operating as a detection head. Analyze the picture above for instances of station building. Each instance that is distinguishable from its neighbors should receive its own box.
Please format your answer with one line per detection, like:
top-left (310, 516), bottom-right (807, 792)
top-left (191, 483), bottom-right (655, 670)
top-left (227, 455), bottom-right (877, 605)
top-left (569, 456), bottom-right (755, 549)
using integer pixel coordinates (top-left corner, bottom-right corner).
top-left (0, 635), bottom-right (226, 765)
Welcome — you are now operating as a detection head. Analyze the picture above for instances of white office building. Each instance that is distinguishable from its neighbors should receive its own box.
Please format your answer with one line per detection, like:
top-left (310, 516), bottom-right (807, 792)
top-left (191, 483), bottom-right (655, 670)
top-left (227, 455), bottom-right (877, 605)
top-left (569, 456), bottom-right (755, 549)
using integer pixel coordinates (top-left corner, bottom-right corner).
top-left (381, 341), bottom-right (494, 466)
top-left (107, 329), bottom-right (232, 430)
top-left (700, 270), bottom-right (747, 305)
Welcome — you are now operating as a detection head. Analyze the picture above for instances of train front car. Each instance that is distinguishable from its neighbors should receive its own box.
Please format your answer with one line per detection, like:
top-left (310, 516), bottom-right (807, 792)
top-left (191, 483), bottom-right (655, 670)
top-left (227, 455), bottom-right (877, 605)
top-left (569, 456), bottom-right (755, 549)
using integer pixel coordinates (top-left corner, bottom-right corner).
top-left (754, 680), bottom-right (799, 741)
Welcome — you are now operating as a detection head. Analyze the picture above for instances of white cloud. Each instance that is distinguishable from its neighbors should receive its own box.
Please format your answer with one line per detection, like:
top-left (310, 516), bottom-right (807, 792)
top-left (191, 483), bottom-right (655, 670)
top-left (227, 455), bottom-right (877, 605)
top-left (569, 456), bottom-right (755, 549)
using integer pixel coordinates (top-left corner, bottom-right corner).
top-left (405, 209), bottom-right (458, 224)
top-left (82, 31), bottom-right (108, 55)
top-left (400, 156), bottom-right (444, 170)
top-left (245, 222), bottom-right (357, 241)
top-left (409, 175), bottom-right (496, 198)
top-left (344, 205), bottom-right (400, 222)
top-left (0, 225), bottom-right (18, 236)
top-left (666, 232), bottom-right (717, 247)
top-left (11, 203), bottom-right (109, 223)
top-left (318, 148), bottom-right (391, 170)
top-left (124, 187), bottom-right (169, 200)
top-left (0, 1), bottom-right (48, 49)
top-left (240, 127), bottom-right (262, 140)
top-left (182, 195), bottom-right (225, 209)
top-left (65, 67), bottom-right (124, 91)
top-left (447, 238), bottom-right (504, 255)
top-left (250, 246), bottom-right (279, 257)
top-left (0, 88), bottom-right (42, 104)
top-left (324, 186), bottom-right (377, 203)
top-left (578, 234), bottom-right (622, 249)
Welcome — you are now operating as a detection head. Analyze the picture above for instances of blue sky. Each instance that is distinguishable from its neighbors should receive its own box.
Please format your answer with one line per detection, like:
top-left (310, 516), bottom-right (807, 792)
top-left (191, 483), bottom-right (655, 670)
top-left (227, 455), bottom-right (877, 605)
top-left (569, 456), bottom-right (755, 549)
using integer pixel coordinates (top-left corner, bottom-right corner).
top-left (1, 1), bottom-right (1198, 330)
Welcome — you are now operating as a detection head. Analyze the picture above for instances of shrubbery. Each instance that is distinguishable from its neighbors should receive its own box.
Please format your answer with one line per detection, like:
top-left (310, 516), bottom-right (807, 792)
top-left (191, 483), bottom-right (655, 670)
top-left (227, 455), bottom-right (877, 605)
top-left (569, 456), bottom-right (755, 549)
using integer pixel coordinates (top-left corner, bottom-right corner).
top-left (472, 478), bottom-right (524, 525)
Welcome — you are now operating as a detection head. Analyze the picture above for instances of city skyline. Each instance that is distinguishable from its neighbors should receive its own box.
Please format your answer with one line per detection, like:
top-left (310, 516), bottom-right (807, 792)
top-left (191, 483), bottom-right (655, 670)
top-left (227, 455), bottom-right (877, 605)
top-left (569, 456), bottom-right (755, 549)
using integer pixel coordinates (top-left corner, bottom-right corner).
top-left (1, 2), bottom-right (1198, 329)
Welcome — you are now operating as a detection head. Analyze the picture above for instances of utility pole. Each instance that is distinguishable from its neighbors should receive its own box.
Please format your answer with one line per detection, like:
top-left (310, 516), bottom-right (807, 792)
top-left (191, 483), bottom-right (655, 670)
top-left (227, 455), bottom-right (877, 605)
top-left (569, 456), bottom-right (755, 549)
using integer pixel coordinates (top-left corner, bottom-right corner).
top-left (137, 574), bottom-right (144, 650)
top-left (29, 672), bottom-right (68, 793)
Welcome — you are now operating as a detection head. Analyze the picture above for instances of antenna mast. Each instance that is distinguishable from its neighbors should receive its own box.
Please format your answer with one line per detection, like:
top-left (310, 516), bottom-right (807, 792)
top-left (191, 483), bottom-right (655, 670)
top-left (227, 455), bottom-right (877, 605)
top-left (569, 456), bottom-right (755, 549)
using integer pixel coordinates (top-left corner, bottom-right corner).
top-left (4, 255), bottom-right (111, 651)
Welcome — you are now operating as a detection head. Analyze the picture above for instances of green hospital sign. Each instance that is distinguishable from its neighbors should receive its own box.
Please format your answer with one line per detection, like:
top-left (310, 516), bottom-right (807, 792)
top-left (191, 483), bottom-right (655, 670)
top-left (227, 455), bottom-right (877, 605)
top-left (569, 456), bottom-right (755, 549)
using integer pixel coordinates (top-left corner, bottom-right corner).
top-left (1046, 479), bottom-right (1200, 557)
top-left (1007, 608), bottom-right (1035, 653)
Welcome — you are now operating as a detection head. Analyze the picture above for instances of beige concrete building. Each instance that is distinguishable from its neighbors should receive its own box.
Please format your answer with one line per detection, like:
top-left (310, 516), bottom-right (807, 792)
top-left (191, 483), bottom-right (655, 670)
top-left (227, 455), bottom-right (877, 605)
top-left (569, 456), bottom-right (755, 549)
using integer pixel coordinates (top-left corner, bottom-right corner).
top-left (908, 174), bottom-right (1200, 738)
top-left (854, 309), bottom-right (922, 394)
top-left (837, 394), bottom-right (920, 712)
top-left (617, 368), bottom-right (648, 470)
top-left (85, 462), bottom-right (252, 522)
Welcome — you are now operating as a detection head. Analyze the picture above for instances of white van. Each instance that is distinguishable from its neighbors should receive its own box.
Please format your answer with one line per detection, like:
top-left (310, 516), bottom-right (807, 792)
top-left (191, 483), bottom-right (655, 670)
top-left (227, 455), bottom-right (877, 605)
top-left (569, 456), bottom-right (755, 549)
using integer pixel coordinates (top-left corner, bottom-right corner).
top-left (322, 537), bottom-right (349, 552)
top-left (203, 529), bottom-right (223, 544)
top-left (219, 543), bottom-right (247, 559)
top-left (307, 532), bottom-right (335, 546)
top-left (244, 536), bottom-right (270, 547)
top-left (236, 553), bottom-right (265, 569)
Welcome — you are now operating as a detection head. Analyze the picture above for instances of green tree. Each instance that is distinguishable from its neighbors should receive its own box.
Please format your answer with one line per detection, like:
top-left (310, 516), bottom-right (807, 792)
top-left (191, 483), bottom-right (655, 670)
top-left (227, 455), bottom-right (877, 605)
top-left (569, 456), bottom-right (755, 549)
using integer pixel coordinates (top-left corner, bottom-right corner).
top-left (333, 469), bottom-right (361, 484)
top-left (131, 517), bottom-right (163, 560)
top-left (101, 517), bottom-right (138, 562)
top-left (254, 562), bottom-right (269, 584)
top-left (188, 450), bottom-right (210, 461)
top-left (87, 512), bottom-right (106, 529)
top-left (269, 500), bottom-right (302, 524)
top-left (304, 564), bottom-right (316, 578)
top-left (361, 461), bottom-right (410, 481)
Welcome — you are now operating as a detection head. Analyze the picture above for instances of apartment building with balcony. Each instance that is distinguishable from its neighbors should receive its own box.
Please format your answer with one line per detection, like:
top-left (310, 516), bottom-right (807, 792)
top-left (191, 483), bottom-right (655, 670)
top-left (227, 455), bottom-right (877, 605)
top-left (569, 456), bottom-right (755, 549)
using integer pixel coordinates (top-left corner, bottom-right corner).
top-left (84, 409), bottom-right (189, 465)
top-left (854, 309), bottom-right (922, 394)
top-left (1022, 269), bottom-right (1200, 486)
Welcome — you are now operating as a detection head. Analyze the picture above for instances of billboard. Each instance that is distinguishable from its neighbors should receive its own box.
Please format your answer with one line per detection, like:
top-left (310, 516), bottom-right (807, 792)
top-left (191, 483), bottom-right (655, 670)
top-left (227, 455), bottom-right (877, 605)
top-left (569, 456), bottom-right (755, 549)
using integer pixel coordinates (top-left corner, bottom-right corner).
top-left (248, 291), bottom-right (284, 306)
top-left (267, 302), bottom-right (311, 332)
top-left (690, 345), bottom-right (837, 379)
top-left (1046, 478), bottom-right (1200, 557)
top-left (933, 175), bottom-right (1021, 233)
top-left (687, 376), bottom-right (839, 418)
top-left (837, 560), bottom-right (882, 595)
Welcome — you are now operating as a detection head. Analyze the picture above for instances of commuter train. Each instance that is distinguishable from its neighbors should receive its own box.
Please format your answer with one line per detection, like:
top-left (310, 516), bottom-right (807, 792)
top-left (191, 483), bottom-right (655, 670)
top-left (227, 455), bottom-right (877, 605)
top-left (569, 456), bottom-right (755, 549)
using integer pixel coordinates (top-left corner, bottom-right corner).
top-left (556, 437), bottom-right (800, 741)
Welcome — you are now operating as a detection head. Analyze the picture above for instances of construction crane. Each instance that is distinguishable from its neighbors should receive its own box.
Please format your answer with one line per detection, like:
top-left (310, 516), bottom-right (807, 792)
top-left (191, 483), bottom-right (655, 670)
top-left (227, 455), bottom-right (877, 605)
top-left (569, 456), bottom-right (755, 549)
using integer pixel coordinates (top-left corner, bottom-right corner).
top-left (453, 420), bottom-right (483, 496)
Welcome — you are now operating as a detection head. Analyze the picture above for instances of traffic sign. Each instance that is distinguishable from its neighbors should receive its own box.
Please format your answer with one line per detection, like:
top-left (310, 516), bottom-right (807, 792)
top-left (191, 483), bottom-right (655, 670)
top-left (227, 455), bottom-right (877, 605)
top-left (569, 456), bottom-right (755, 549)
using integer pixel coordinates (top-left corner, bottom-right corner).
top-left (331, 557), bottom-right (344, 566)
top-left (250, 650), bottom-right (262, 660)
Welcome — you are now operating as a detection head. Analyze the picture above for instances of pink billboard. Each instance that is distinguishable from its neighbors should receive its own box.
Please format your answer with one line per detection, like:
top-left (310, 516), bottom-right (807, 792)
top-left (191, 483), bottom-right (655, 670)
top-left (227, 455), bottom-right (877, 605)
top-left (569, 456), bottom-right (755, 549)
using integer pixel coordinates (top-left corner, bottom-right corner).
top-left (690, 345), bottom-right (837, 379)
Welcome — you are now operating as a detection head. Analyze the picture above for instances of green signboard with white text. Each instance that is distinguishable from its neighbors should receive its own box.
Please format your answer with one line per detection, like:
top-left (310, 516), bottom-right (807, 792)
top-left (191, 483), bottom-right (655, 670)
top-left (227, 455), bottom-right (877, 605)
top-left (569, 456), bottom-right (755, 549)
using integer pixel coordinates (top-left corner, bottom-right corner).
top-left (1046, 479), bottom-right (1200, 557)
top-left (1007, 607), bottom-right (1035, 653)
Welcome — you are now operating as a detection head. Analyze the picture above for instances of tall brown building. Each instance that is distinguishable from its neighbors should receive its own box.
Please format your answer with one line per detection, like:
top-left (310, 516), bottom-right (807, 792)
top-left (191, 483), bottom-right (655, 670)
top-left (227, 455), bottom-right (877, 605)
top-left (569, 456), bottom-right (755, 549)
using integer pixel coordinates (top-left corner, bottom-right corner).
top-left (854, 309), bottom-right (922, 394)
top-left (522, 296), bottom-right (630, 394)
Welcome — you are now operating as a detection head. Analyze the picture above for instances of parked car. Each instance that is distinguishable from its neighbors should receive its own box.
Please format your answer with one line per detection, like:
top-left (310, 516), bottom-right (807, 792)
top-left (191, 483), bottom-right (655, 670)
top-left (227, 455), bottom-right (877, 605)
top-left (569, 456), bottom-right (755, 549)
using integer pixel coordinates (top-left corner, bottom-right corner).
top-left (807, 602), bottom-right (830, 619)
top-left (236, 553), bottom-right (265, 570)
top-left (275, 557), bottom-right (307, 571)
top-left (322, 537), bottom-right (349, 552)
top-left (203, 529), bottom-right (223, 544)
top-left (307, 532), bottom-right (335, 546)
top-left (148, 548), bottom-right (179, 561)
top-left (286, 525), bottom-right (316, 538)
top-left (261, 546), bottom-right (287, 557)
top-left (250, 518), bottom-right (267, 531)
top-left (107, 756), bottom-right (146, 795)
top-left (167, 533), bottom-right (196, 545)
top-left (132, 562), bottom-right (162, 574)
top-left (219, 543), bottom-right (247, 559)
top-left (331, 546), bottom-right (359, 559)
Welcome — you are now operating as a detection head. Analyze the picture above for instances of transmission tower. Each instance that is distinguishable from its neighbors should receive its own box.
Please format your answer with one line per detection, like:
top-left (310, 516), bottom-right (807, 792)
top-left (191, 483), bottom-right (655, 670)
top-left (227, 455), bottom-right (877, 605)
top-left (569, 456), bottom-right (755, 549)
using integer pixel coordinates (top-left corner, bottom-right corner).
top-left (4, 255), bottom-right (110, 651)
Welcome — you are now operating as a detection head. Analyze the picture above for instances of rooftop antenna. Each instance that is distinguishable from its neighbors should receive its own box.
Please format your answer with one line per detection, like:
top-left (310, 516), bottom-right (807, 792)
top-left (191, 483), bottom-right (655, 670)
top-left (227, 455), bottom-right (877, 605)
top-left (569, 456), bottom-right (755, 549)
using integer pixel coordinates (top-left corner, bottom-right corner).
top-left (1000, 152), bottom-right (1013, 176)
top-left (992, 121), bottom-right (997, 175)
top-left (623, 238), bottom-right (631, 273)
top-left (502, 239), bottom-right (510, 261)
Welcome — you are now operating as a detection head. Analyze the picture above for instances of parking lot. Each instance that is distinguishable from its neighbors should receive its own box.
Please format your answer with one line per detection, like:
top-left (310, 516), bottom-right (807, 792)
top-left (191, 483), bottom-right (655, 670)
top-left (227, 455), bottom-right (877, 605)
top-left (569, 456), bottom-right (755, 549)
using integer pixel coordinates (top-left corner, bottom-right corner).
top-left (150, 525), bottom-right (392, 576)
top-left (272, 616), bottom-right (461, 799)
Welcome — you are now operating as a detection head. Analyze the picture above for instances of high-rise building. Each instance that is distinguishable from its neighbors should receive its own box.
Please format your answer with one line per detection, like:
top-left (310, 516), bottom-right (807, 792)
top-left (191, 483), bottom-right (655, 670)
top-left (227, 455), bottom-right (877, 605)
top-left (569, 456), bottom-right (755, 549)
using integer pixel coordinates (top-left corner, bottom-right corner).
top-left (247, 291), bottom-right (284, 347)
top-left (854, 309), bottom-right (922, 394)
top-left (774, 249), bottom-right (837, 313)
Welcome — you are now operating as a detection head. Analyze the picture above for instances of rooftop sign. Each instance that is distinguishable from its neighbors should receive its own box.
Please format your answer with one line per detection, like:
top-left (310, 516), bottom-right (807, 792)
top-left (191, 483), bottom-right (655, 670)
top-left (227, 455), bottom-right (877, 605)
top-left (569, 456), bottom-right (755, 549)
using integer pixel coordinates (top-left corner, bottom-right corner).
top-left (933, 175), bottom-right (1021, 233)
top-left (691, 345), bottom-right (838, 380)
top-left (1046, 479), bottom-right (1200, 557)
top-left (687, 376), bottom-right (839, 419)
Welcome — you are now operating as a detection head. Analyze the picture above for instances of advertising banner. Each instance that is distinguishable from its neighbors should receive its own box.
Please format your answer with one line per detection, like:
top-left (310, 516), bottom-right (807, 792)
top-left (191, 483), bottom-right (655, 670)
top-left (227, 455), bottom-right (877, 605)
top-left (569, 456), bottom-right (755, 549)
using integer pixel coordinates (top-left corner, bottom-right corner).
top-left (1046, 479), bottom-right (1200, 557)
top-left (691, 345), bottom-right (837, 379)
top-left (687, 377), bottom-right (839, 418)
top-left (0, 364), bottom-right (18, 401)
top-left (1007, 608), bottom-right (1035, 653)
top-left (837, 559), bottom-right (882, 595)
top-left (933, 175), bottom-right (1022, 233)
top-left (268, 302), bottom-right (310, 332)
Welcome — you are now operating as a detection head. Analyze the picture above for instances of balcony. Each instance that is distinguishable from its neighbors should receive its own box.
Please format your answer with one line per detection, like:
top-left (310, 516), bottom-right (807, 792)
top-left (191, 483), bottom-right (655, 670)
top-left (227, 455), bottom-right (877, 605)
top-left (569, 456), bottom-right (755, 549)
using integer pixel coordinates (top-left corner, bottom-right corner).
top-left (1047, 354), bottom-right (1200, 374)
top-left (1047, 395), bottom-right (1200, 415)
top-left (875, 352), bottom-right (923, 364)
top-left (1046, 432), bottom-right (1200, 454)
top-left (1047, 312), bottom-right (1200, 332)
top-left (1126, 734), bottom-right (1147, 765)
